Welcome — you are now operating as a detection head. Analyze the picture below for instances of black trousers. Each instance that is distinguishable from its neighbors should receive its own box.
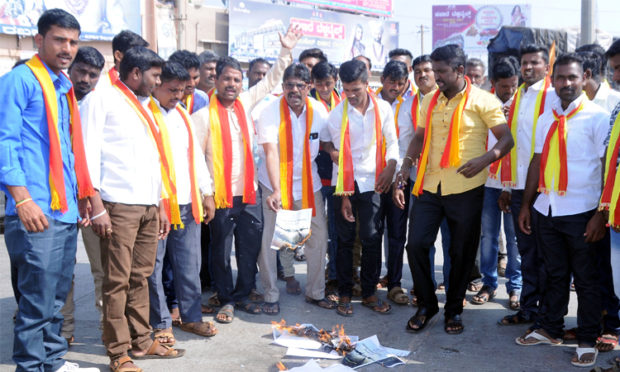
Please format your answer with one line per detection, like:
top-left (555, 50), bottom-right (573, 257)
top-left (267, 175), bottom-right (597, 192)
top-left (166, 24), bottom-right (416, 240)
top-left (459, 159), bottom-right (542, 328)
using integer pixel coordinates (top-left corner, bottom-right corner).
top-left (334, 183), bottom-right (384, 298)
top-left (535, 209), bottom-right (601, 345)
top-left (511, 190), bottom-right (546, 318)
top-left (406, 185), bottom-right (484, 317)
top-left (199, 223), bottom-right (212, 292)
top-left (593, 231), bottom-right (620, 332)
top-left (382, 180), bottom-right (411, 291)
top-left (209, 194), bottom-right (263, 305)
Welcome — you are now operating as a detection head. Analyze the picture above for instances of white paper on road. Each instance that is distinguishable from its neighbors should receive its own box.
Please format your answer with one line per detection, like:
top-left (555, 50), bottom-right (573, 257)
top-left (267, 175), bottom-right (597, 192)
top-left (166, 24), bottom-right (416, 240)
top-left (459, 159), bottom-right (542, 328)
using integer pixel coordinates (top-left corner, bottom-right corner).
top-left (285, 347), bottom-right (342, 359)
top-left (288, 360), bottom-right (356, 371)
top-left (345, 335), bottom-right (409, 369)
top-left (274, 333), bottom-right (322, 350)
top-left (271, 208), bottom-right (312, 251)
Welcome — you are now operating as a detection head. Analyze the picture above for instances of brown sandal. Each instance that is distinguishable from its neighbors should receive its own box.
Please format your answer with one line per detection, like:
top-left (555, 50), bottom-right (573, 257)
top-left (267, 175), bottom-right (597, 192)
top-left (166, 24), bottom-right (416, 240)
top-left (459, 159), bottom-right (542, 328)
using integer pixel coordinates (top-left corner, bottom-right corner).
top-left (110, 356), bottom-right (143, 372)
top-left (153, 328), bottom-right (175, 347)
top-left (179, 321), bottom-right (218, 337)
top-left (131, 339), bottom-right (185, 359)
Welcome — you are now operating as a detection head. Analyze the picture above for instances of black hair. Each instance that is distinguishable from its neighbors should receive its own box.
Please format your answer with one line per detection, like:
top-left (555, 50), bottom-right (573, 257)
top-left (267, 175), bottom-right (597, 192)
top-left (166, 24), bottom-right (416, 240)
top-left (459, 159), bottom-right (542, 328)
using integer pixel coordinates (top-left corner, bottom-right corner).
top-left (168, 50), bottom-right (200, 71)
top-left (12, 59), bottom-right (28, 69)
top-left (299, 48), bottom-right (328, 64)
top-left (606, 39), bottom-right (620, 59)
top-left (161, 61), bottom-right (191, 83)
top-left (466, 58), bottom-right (485, 69)
top-left (354, 55), bottom-right (372, 71)
top-left (70, 46), bottom-right (105, 71)
top-left (215, 56), bottom-right (242, 77)
top-left (492, 56), bottom-right (520, 80)
top-left (283, 63), bottom-right (311, 84)
top-left (430, 44), bottom-right (467, 70)
top-left (112, 30), bottom-right (149, 54)
top-left (388, 48), bottom-right (413, 63)
top-left (311, 61), bottom-right (338, 81)
top-left (249, 57), bottom-right (272, 73)
top-left (339, 59), bottom-right (368, 83)
top-left (577, 50), bottom-right (603, 80)
top-left (576, 43), bottom-right (606, 56)
top-left (37, 8), bottom-right (80, 36)
top-left (412, 54), bottom-right (432, 69)
top-left (553, 52), bottom-right (584, 74)
top-left (119, 46), bottom-right (164, 81)
top-left (382, 60), bottom-right (408, 80)
top-left (519, 43), bottom-right (549, 63)
top-left (198, 50), bottom-right (218, 65)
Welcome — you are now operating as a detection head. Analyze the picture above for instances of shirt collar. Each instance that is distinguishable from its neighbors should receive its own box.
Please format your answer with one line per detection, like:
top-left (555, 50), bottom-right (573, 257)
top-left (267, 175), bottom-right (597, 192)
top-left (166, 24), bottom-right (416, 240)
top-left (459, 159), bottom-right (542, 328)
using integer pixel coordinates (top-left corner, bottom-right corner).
top-left (553, 93), bottom-right (586, 115)
top-left (593, 80), bottom-right (611, 101)
top-left (523, 77), bottom-right (546, 95)
top-left (39, 58), bottom-right (72, 95)
top-left (281, 96), bottom-right (308, 118)
top-left (438, 79), bottom-right (468, 103)
top-left (347, 93), bottom-right (375, 115)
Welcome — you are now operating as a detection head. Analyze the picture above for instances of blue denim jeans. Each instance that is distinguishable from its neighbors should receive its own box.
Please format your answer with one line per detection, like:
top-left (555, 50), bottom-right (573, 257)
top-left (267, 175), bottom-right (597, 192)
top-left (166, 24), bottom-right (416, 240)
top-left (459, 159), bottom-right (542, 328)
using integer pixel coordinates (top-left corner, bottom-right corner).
top-left (321, 185), bottom-right (338, 281)
top-left (5, 215), bottom-right (77, 372)
top-left (148, 204), bottom-right (202, 329)
top-left (480, 187), bottom-right (521, 293)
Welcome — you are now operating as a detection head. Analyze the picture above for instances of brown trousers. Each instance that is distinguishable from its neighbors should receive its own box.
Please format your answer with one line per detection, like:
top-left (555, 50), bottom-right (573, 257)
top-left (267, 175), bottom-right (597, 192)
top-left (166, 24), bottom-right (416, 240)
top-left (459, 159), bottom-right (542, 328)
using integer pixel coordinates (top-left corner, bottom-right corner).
top-left (101, 202), bottom-right (159, 359)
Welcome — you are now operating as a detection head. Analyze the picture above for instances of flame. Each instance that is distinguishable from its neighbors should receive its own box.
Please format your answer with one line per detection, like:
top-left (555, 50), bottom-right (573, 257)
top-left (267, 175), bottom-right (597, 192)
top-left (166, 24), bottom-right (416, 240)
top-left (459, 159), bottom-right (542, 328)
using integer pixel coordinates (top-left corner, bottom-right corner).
top-left (276, 361), bottom-right (287, 371)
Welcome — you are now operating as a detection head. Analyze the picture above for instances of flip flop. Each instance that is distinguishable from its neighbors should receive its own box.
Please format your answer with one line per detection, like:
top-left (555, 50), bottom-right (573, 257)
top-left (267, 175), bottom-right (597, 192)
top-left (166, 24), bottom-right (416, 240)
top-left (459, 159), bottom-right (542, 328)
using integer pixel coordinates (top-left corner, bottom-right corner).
top-left (215, 304), bottom-right (234, 324)
top-left (515, 329), bottom-right (563, 346)
top-left (361, 297), bottom-right (391, 314)
top-left (406, 308), bottom-right (437, 333)
top-left (387, 287), bottom-right (409, 305)
top-left (336, 298), bottom-right (353, 317)
top-left (131, 339), bottom-right (185, 360)
top-left (571, 347), bottom-right (598, 368)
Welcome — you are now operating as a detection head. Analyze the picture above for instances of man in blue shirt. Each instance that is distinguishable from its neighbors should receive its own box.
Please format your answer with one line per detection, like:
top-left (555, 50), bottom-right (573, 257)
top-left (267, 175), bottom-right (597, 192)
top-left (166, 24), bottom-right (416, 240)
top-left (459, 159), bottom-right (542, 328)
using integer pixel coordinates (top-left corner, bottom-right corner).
top-left (0, 9), bottom-right (104, 372)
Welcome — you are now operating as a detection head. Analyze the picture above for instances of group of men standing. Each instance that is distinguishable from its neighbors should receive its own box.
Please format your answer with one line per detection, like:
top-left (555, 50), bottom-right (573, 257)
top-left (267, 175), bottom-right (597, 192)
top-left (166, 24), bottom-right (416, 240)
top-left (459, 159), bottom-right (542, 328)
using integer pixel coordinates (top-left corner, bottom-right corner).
top-left (6, 7), bottom-right (620, 372)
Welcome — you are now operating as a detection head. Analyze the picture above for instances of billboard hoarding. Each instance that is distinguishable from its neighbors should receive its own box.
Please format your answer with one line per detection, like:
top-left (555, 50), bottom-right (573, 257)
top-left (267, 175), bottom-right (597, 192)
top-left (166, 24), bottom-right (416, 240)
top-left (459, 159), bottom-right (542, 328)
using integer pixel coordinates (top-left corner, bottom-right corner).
top-left (229, 0), bottom-right (398, 70)
top-left (0, 0), bottom-right (142, 41)
top-left (432, 4), bottom-right (531, 58)
top-left (289, 0), bottom-right (392, 18)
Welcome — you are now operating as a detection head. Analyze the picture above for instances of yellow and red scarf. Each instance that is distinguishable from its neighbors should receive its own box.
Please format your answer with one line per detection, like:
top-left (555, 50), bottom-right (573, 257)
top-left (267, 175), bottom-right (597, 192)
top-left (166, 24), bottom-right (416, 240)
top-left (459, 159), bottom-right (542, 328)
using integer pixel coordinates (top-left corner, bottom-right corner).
top-left (177, 107), bottom-right (205, 223)
top-left (335, 93), bottom-right (384, 195)
top-left (314, 89), bottom-right (341, 112)
top-left (184, 93), bottom-right (195, 114)
top-left (113, 80), bottom-right (176, 218)
top-left (25, 55), bottom-right (95, 212)
top-left (412, 76), bottom-right (472, 196)
top-left (279, 97), bottom-right (315, 215)
top-left (600, 111), bottom-right (620, 228)
top-left (108, 66), bottom-right (119, 85)
top-left (410, 90), bottom-right (422, 131)
top-left (488, 77), bottom-right (550, 186)
top-left (539, 102), bottom-right (584, 196)
top-left (209, 92), bottom-right (256, 208)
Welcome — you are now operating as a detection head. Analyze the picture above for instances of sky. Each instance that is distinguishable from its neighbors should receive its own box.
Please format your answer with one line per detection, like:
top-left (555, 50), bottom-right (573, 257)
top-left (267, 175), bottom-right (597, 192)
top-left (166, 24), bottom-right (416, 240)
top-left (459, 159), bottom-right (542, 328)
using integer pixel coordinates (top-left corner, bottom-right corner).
top-left (394, 0), bottom-right (620, 56)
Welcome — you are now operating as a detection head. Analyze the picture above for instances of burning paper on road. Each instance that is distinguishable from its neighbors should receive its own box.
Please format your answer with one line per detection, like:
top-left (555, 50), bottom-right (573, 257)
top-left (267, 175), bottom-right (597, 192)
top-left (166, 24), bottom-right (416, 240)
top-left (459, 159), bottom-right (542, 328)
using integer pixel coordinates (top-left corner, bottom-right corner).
top-left (342, 335), bottom-right (409, 369)
top-left (271, 320), bottom-right (357, 359)
top-left (271, 209), bottom-right (312, 251)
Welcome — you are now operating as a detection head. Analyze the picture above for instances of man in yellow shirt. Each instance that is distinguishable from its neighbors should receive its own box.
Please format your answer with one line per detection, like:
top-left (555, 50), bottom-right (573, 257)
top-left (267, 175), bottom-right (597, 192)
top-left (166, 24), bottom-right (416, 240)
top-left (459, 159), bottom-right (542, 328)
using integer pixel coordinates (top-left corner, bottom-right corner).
top-left (393, 44), bottom-right (513, 334)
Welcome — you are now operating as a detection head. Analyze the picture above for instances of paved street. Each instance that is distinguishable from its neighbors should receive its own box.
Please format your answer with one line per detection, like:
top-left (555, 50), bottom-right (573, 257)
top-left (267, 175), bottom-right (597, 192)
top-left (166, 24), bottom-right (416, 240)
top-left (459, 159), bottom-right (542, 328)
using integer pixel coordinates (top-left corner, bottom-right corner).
top-left (0, 231), bottom-right (614, 372)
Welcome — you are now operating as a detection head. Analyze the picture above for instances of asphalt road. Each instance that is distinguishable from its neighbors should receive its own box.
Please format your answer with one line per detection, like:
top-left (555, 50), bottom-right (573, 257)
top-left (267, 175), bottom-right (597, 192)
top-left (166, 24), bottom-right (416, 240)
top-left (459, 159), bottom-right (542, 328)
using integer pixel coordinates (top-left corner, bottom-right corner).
top-left (0, 230), bottom-right (616, 372)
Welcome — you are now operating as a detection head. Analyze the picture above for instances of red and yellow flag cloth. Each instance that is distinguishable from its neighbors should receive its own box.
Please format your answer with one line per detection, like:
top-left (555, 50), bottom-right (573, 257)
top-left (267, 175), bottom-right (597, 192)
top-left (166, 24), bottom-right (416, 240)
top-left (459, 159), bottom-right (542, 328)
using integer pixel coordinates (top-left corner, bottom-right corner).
top-left (538, 102), bottom-right (584, 196)
top-left (412, 76), bottom-right (472, 196)
top-left (278, 97), bottom-right (316, 215)
top-left (184, 93), bottom-right (195, 114)
top-left (488, 77), bottom-right (551, 186)
top-left (148, 99), bottom-right (204, 227)
top-left (208, 91), bottom-right (256, 208)
top-left (314, 89), bottom-right (341, 112)
top-left (25, 54), bottom-right (95, 212)
top-left (600, 111), bottom-right (620, 228)
top-left (335, 93), bottom-right (384, 196)
top-left (410, 90), bottom-right (422, 131)
top-left (112, 79), bottom-right (177, 223)
top-left (108, 66), bottom-right (119, 85)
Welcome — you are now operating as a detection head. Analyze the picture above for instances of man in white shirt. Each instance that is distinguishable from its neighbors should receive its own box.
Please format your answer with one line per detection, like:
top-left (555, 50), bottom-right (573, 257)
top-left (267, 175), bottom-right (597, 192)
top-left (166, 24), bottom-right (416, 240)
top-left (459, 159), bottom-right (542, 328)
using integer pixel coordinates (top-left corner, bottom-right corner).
top-left (191, 24), bottom-right (302, 322)
top-left (388, 48), bottom-right (415, 97)
top-left (376, 60), bottom-right (410, 305)
top-left (97, 30), bottom-right (148, 89)
top-left (515, 53), bottom-right (608, 368)
top-left (81, 47), bottom-right (183, 371)
top-left (473, 57), bottom-right (522, 308)
top-left (146, 62), bottom-right (217, 344)
top-left (323, 59), bottom-right (399, 316)
top-left (498, 44), bottom-right (559, 326)
top-left (256, 63), bottom-right (333, 311)
top-left (577, 47), bottom-right (620, 113)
